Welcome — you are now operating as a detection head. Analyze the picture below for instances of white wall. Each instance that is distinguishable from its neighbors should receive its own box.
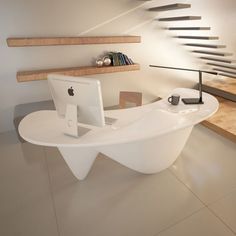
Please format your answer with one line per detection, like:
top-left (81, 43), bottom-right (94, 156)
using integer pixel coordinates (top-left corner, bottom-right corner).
top-left (0, 0), bottom-right (235, 133)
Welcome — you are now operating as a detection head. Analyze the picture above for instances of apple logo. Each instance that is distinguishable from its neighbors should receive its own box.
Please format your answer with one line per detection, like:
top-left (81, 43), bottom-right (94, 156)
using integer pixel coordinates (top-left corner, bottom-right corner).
top-left (68, 87), bottom-right (74, 96)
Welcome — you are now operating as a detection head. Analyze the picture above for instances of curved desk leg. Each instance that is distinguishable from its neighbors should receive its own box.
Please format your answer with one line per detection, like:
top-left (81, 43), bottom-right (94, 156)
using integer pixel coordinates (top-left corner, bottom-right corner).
top-left (58, 147), bottom-right (98, 180)
top-left (99, 127), bottom-right (193, 174)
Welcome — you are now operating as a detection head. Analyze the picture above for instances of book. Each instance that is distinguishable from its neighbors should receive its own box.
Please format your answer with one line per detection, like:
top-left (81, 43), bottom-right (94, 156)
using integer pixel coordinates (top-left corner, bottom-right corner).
top-left (123, 54), bottom-right (131, 65)
top-left (107, 52), bottom-right (134, 66)
top-left (109, 52), bottom-right (118, 66)
top-left (119, 53), bottom-right (127, 65)
top-left (129, 57), bottom-right (134, 65)
top-left (117, 52), bottom-right (125, 66)
top-left (113, 52), bottom-right (120, 66)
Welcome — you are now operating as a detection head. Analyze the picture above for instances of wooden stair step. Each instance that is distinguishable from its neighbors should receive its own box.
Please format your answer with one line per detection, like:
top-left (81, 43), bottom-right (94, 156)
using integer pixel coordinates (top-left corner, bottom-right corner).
top-left (218, 73), bottom-right (236, 79)
top-left (148, 3), bottom-right (191, 12)
top-left (167, 27), bottom-right (211, 30)
top-left (201, 77), bottom-right (236, 102)
top-left (175, 36), bottom-right (219, 40)
top-left (202, 96), bottom-right (236, 143)
top-left (206, 62), bottom-right (236, 70)
top-left (158, 16), bottom-right (201, 21)
top-left (193, 50), bottom-right (233, 56)
top-left (213, 68), bottom-right (236, 75)
top-left (200, 56), bottom-right (236, 64)
top-left (184, 43), bottom-right (226, 48)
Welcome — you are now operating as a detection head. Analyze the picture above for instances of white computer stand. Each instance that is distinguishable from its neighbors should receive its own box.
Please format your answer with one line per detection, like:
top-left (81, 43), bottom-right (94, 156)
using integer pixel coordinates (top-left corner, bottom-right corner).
top-left (64, 104), bottom-right (79, 137)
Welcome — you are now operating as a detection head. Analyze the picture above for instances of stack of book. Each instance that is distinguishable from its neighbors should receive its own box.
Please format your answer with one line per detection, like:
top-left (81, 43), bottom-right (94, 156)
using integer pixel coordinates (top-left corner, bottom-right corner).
top-left (108, 52), bottom-right (134, 66)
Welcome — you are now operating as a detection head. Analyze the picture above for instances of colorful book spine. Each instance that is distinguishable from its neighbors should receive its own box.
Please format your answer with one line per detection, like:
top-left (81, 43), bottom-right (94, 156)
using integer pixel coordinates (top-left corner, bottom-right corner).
top-left (107, 52), bottom-right (134, 66)
top-left (123, 54), bottom-right (131, 65)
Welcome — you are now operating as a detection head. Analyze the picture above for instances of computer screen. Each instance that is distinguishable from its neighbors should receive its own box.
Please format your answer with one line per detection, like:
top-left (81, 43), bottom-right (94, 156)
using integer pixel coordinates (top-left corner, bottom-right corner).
top-left (48, 74), bottom-right (105, 129)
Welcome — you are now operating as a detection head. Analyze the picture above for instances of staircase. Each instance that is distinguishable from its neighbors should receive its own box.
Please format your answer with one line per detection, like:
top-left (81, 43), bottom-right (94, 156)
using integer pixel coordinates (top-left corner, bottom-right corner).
top-left (144, 1), bottom-right (236, 142)
top-left (144, 1), bottom-right (236, 77)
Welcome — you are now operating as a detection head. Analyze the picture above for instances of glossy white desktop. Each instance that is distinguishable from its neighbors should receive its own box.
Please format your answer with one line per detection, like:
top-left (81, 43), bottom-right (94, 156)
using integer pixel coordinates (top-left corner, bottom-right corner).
top-left (19, 88), bottom-right (218, 180)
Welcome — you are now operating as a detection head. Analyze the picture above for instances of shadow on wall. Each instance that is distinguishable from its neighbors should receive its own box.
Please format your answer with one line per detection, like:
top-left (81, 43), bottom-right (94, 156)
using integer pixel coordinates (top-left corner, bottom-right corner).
top-left (14, 100), bottom-right (55, 142)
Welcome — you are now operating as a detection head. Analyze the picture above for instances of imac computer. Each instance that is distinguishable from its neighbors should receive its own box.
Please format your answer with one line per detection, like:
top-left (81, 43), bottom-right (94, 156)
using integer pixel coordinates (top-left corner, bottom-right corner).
top-left (48, 74), bottom-right (105, 137)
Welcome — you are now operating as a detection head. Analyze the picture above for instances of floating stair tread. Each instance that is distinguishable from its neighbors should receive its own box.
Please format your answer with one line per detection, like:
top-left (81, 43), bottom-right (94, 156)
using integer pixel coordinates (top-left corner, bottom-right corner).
top-left (193, 50), bottom-right (233, 56)
top-left (202, 96), bottom-right (236, 143)
top-left (200, 56), bottom-right (236, 64)
top-left (175, 36), bottom-right (219, 40)
top-left (184, 43), bottom-right (226, 48)
top-left (17, 64), bottom-right (140, 82)
top-left (167, 27), bottom-right (211, 30)
top-left (206, 62), bottom-right (236, 70)
top-left (202, 77), bottom-right (236, 103)
top-left (158, 16), bottom-right (201, 21)
top-left (218, 73), bottom-right (236, 79)
top-left (148, 3), bottom-right (191, 12)
top-left (203, 78), bottom-right (236, 96)
top-left (213, 68), bottom-right (236, 75)
top-left (7, 36), bottom-right (141, 47)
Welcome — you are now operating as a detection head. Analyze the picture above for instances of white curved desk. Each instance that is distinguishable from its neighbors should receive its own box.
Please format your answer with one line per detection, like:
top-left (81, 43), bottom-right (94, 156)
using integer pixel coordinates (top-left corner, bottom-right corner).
top-left (19, 88), bottom-right (218, 180)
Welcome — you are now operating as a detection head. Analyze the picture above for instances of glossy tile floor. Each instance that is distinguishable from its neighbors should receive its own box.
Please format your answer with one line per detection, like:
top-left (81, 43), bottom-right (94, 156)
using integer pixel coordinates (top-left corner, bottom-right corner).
top-left (0, 125), bottom-right (236, 236)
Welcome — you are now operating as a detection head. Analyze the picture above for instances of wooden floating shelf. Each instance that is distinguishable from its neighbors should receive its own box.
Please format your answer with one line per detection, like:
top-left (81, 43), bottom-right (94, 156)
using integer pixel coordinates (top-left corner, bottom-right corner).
top-left (148, 3), bottom-right (191, 12)
top-left (7, 36), bottom-right (141, 47)
top-left (17, 64), bottom-right (140, 82)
